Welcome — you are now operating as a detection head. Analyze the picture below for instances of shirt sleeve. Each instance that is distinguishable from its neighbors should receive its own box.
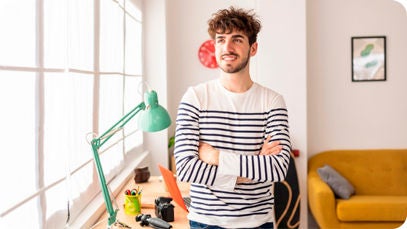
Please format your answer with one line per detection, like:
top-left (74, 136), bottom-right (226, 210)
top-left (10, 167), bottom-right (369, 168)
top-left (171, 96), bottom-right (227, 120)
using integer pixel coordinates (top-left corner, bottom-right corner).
top-left (174, 87), bottom-right (235, 190)
top-left (175, 86), bottom-right (291, 187)
top-left (217, 95), bottom-right (291, 183)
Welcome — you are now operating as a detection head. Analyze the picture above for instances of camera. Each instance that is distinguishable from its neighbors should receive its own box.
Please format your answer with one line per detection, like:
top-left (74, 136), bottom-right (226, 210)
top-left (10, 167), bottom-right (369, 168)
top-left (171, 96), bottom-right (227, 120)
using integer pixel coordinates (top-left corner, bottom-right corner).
top-left (154, 197), bottom-right (174, 222)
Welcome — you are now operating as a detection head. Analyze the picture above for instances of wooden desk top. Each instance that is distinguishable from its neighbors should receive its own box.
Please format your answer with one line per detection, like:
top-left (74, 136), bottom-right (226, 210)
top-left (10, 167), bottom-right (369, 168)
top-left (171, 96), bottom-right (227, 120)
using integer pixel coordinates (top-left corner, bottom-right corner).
top-left (92, 176), bottom-right (189, 229)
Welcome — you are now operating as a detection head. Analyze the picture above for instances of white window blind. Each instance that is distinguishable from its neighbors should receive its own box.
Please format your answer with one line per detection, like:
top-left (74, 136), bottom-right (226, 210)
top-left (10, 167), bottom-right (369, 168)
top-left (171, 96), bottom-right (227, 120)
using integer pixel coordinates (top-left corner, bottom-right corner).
top-left (0, 0), bottom-right (143, 228)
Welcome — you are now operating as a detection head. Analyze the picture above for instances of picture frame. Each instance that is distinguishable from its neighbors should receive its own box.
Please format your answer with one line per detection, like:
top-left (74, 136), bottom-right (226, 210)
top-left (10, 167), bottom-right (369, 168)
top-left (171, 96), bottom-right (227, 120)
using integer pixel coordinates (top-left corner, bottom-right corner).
top-left (351, 36), bottom-right (386, 82)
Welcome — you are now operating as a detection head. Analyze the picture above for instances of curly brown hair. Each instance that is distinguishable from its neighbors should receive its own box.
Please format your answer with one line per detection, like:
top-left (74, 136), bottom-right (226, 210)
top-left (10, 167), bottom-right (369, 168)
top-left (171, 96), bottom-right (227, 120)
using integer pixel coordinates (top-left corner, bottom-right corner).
top-left (207, 6), bottom-right (261, 46)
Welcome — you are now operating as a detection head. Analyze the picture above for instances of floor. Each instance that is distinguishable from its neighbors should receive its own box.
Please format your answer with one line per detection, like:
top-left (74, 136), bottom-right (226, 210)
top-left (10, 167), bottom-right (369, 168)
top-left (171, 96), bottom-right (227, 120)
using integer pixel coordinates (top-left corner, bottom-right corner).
top-left (308, 209), bottom-right (319, 229)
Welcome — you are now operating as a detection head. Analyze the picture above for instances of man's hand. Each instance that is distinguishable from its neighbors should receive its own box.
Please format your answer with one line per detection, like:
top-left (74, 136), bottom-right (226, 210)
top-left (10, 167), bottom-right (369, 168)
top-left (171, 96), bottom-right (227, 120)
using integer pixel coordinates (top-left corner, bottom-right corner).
top-left (259, 135), bottom-right (282, 155)
top-left (198, 142), bottom-right (219, 165)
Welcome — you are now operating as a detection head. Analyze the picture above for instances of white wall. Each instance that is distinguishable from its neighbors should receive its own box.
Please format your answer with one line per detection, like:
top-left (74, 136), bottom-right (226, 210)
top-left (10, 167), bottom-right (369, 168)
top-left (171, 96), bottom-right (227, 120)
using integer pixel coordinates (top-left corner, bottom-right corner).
top-left (143, 0), bottom-right (171, 176)
top-left (307, 0), bottom-right (407, 158)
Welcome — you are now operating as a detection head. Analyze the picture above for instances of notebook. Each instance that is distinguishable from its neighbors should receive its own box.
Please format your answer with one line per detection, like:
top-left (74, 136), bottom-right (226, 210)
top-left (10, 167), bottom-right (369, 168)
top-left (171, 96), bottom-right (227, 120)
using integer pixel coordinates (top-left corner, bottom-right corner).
top-left (158, 164), bottom-right (190, 212)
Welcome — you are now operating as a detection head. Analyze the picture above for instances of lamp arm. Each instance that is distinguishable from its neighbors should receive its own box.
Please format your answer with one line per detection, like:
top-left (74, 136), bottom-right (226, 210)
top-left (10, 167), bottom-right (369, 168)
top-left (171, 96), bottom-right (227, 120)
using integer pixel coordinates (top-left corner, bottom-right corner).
top-left (97, 102), bottom-right (146, 147)
top-left (91, 102), bottom-right (146, 226)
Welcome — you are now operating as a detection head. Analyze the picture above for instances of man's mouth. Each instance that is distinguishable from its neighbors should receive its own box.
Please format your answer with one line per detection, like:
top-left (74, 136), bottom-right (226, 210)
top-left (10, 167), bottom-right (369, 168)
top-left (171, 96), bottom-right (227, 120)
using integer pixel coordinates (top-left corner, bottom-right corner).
top-left (221, 53), bottom-right (238, 61)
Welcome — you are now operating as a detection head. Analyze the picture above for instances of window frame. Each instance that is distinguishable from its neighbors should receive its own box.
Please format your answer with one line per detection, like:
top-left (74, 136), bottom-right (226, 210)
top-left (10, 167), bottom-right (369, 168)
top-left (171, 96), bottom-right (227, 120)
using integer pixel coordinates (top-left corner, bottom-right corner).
top-left (0, 0), bottom-right (144, 228)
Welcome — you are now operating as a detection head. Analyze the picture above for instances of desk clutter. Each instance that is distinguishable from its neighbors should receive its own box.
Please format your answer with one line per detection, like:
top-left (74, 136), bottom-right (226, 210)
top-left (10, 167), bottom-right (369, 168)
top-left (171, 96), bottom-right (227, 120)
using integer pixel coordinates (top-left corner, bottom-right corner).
top-left (134, 166), bottom-right (151, 183)
top-left (123, 183), bottom-right (176, 228)
top-left (92, 176), bottom-right (189, 228)
top-left (154, 197), bottom-right (174, 222)
top-left (135, 214), bottom-right (172, 229)
top-left (123, 188), bottom-right (143, 215)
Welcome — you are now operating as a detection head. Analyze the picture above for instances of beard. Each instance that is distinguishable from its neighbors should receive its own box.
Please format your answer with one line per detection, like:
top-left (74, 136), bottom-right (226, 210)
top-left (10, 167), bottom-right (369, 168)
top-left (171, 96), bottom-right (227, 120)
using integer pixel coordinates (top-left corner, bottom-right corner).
top-left (219, 51), bottom-right (250, 74)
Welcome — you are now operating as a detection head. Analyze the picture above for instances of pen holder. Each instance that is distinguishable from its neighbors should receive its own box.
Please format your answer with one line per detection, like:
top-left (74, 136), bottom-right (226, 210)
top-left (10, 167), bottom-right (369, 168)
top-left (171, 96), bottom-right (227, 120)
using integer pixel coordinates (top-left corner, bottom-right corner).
top-left (124, 194), bottom-right (142, 215)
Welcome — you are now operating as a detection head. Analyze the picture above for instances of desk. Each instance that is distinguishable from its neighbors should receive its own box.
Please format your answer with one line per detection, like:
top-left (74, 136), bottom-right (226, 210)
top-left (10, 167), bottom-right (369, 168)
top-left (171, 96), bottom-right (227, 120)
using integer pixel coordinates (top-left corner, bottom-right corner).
top-left (92, 176), bottom-right (189, 228)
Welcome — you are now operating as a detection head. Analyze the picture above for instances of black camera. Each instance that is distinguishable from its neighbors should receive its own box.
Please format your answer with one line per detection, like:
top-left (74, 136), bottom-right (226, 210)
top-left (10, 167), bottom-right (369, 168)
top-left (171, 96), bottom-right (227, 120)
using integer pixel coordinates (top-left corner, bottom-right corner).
top-left (154, 197), bottom-right (174, 222)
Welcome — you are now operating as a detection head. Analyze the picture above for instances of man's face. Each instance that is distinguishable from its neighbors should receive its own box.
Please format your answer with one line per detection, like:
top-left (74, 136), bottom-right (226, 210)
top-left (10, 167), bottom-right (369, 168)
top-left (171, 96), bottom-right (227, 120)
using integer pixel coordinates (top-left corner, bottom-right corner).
top-left (214, 31), bottom-right (257, 74)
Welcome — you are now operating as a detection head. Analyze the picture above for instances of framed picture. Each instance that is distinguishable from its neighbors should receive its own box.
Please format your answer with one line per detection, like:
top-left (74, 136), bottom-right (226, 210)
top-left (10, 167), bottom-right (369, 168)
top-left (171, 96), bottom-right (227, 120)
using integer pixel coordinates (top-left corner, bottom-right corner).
top-left (351, 36), bottom-right (386, 82)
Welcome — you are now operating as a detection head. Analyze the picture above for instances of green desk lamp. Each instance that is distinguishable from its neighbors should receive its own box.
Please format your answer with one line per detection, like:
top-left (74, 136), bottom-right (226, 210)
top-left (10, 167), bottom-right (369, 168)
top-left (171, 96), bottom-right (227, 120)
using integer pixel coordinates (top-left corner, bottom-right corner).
top-left (91, 90), bottom-right (171, 228)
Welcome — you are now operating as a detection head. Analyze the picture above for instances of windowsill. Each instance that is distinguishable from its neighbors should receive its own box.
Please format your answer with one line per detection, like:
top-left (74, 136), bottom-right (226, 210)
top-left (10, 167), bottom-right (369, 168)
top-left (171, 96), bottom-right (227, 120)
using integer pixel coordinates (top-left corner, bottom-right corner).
top-left (69, 150), bottom-right (150, 229)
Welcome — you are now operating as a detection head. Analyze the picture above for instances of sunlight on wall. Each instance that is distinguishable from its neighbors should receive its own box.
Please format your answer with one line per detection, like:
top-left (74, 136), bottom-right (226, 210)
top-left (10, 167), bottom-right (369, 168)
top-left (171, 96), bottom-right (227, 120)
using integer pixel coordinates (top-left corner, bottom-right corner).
top-left (393, 0), bottom-right (407, 13)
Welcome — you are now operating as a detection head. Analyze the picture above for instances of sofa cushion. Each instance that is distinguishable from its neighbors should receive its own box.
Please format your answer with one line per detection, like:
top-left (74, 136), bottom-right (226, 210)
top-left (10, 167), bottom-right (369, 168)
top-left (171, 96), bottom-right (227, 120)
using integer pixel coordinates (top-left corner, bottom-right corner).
top-left (317, 164), bottom-right (355, 199)
top-left (309, 150), bottom-right (407, 196)
top-left (337, 195), bottom-right (407, 222)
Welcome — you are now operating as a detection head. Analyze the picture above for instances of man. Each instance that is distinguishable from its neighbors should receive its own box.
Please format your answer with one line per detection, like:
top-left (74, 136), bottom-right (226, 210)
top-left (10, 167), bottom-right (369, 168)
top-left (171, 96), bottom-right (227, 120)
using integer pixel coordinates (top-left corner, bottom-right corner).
top-left (174, 6), bottom-right (291, 229)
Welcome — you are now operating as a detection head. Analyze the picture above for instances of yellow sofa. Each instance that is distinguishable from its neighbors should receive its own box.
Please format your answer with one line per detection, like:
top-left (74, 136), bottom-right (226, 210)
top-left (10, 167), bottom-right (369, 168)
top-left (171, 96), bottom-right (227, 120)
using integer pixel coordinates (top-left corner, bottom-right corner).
top-left (308, 149), bottom-right (407, 229)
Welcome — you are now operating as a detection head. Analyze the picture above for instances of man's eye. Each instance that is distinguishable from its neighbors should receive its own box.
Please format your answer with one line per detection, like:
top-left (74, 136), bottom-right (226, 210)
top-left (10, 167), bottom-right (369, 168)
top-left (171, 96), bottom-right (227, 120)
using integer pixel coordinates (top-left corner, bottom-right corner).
top-left (234, 39), bottom-right (243, 43)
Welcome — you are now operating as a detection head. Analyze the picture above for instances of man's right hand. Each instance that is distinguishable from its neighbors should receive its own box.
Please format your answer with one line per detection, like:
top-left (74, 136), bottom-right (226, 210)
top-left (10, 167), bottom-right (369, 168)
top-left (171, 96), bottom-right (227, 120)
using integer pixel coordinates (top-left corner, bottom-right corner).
top-left (259, 135), bottom-right (282, 156)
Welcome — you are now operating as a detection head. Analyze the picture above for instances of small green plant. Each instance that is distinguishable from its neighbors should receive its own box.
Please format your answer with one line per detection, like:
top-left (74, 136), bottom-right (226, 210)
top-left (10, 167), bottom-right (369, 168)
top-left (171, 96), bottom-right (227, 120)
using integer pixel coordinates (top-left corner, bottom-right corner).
top-left (168, 135), bottom-right (175, 149)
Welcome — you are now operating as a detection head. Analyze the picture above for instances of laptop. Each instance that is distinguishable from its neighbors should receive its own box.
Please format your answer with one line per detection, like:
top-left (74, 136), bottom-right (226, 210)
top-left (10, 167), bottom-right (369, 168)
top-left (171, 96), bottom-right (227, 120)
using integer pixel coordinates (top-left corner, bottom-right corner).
top-left (158, 164), bottom-right (190, 212)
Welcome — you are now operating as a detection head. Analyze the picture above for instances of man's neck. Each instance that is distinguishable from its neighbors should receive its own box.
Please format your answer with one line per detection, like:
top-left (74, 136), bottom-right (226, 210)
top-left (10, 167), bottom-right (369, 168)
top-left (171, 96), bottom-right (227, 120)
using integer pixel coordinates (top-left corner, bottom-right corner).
top-left (219, 72), bottom-right (253, 93)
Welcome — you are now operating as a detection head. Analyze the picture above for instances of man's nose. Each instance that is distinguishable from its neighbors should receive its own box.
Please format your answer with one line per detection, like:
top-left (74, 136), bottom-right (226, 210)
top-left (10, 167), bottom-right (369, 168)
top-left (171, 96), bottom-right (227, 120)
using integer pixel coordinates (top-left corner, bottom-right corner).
top-left (224, 39), bottom-right (234, 52)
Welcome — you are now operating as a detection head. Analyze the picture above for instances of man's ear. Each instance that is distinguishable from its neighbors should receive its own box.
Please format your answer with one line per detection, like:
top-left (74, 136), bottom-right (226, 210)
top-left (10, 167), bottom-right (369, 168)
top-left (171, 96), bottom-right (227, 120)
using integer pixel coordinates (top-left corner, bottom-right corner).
top-left (250, 42), bottom-right (258, 56)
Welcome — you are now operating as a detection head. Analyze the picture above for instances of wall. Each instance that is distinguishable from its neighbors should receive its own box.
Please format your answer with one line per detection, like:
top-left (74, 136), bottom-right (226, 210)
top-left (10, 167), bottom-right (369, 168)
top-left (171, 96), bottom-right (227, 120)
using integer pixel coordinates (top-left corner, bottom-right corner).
top-left (143, 0), bottom-right (171, 176)
top-left (307, 0), bottom-right (407, 158)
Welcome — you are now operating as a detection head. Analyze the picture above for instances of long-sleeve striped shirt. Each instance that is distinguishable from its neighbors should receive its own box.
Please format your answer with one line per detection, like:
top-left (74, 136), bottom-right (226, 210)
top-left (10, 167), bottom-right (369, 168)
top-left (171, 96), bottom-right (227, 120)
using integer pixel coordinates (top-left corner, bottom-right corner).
top-left (174, 79), bottom-right (291, 228)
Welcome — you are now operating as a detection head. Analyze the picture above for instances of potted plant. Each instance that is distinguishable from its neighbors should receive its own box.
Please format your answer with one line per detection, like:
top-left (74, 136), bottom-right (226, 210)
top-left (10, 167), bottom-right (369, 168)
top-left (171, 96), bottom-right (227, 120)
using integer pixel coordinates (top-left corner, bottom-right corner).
top-left (168, 135), bottom-right (176, 173)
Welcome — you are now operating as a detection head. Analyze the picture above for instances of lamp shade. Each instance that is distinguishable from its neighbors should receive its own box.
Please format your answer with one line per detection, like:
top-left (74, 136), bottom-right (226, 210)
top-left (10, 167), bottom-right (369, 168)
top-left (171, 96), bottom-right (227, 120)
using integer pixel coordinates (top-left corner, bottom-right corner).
top-left (138, 90), bottom-right (171, 132)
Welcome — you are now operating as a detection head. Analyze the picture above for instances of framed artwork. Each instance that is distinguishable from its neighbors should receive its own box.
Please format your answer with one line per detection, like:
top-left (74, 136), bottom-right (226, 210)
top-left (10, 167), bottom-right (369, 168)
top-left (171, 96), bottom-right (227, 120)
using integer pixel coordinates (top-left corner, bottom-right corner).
top-left (351, 36), bottom-right (386, 82)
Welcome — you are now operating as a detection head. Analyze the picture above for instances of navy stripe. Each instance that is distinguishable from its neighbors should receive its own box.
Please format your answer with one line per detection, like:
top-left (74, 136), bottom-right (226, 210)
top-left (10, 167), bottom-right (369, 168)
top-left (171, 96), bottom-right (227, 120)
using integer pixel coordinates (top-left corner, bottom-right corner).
top-left (200, 116), bottom-right (266, 122)
top-left (200, 109), bottom-right (267, 116)
top-left (200, 138), bottom-right (262, 146)
top-left (200, 133), bottom-right (262, 139)
top-left (239, 155), bottom-right (243, 177)
top-left (200, 121), bottom-right (265, 127)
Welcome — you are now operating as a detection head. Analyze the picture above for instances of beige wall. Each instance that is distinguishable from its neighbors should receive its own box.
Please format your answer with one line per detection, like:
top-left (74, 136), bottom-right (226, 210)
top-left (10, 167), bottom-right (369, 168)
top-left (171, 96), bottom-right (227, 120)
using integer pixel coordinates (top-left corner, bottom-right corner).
top-left (307, 0), bottom-right (407, 158)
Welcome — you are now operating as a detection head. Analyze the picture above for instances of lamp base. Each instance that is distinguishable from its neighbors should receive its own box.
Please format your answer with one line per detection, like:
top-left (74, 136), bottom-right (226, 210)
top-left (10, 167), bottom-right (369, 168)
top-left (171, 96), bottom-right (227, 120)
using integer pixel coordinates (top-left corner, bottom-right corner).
top-left (108, 220), bottom-right (132, 229)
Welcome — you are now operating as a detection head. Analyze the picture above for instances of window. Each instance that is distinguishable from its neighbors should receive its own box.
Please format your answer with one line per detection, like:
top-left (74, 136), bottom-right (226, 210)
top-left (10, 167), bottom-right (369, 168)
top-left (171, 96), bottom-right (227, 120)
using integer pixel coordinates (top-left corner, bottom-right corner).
top-left (0, 0), bottom-right (143, 228)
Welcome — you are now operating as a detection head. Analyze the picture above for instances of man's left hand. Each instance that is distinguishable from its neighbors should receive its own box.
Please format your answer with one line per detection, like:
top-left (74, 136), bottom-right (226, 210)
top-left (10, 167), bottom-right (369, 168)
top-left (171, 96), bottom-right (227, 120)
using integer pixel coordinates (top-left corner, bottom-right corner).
top-left (198, 142), bottom-right (219, 165)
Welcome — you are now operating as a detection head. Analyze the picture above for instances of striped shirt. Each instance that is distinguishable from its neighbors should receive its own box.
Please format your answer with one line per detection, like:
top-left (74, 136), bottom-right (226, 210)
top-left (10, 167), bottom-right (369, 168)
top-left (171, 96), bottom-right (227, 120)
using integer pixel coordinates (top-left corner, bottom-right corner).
top-left (174, 79), bottom-right (291, 228)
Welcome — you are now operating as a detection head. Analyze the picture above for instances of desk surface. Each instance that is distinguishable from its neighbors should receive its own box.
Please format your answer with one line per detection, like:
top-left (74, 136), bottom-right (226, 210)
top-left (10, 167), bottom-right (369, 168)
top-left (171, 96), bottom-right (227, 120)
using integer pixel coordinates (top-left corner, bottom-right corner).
top-left (92, 176), bottom-right (189, 229)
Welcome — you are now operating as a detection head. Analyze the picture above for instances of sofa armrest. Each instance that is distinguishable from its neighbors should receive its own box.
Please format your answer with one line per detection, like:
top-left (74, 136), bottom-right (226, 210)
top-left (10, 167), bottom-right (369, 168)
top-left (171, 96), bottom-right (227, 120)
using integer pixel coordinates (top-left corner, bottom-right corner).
top-left (308, 172), bottom-right (340, 229)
